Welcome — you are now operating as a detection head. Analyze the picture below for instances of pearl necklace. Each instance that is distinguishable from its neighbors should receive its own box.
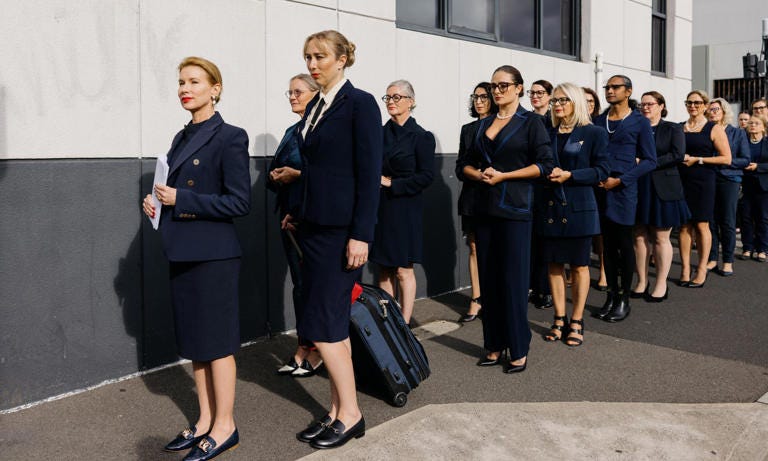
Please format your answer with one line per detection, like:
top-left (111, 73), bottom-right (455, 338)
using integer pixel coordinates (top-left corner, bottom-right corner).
top-left (605, 109), bottom-right (631, 133)
top-left (750, 137), bottom-right (762, 144)
top-left (496, 112), bottom-right (514, 120)
top-left (684, 118), bottom-right (706, 132)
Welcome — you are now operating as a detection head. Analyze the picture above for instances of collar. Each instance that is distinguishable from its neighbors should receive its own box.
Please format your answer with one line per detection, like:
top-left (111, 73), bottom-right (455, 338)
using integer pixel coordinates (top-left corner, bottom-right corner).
top-left (319, 77), bottom-right (348, 109)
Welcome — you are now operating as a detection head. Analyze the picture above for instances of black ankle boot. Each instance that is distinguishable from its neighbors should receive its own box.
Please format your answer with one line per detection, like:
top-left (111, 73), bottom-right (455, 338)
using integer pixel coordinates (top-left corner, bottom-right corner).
top-left (595, 292), bottom-right (615, 319)
top-left (606, 293), bottom-right (630, 322)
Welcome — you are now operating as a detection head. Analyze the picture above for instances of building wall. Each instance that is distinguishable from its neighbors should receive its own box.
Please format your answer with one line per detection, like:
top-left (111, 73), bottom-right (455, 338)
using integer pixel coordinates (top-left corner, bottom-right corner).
top-left (0, 0), bottom-right (691, 410)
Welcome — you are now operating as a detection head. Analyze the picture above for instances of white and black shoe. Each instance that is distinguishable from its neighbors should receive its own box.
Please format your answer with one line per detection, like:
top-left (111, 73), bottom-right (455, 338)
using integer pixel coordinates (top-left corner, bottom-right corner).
top-left (291, 359), bottom-right (324, 378)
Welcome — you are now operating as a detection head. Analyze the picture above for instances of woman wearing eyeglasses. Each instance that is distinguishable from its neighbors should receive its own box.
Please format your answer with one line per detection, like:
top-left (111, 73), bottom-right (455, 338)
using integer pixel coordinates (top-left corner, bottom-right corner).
top-left (740, 116), bottom-right (768, 262)
top-left (538, 83), bottom-right (609, 346)
top-left (678, 90), bottom-right (732, 288)
top-left (593, 75), bottom-right (656, 323)
top-left (456, 82), bottom-right (498, 322)
top-left (528, 80), bottom-right (553, 117)
top-left (632, 91), bottom-right (690, 303)
top-left (268, 74), bottom-right (322, 377)
top-left (463, 65), bottom-right (554, 373)
top-left (370, 80), bottom-right (435, 324)
top-left (705, 98), bottom-right (750, 276)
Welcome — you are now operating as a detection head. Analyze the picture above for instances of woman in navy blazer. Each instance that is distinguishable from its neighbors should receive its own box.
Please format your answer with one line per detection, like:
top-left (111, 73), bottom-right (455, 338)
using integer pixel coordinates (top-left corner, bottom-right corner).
top-left (268, 74), bottom-right (322, 377)
top-left (741, 116), bottom-right (768, 261)
top-left (289, 30), bottom-right (382, 449)
top-left (633, 91), bottom-right (690, 302)
top-left (464, 65), bottom-right (554, 373)
top-left (593, 75), bottom-right (657, 323)
top-left (538, 83), bottom-right (609, 347)
top-left (142, 57), bottom-right (250, 461)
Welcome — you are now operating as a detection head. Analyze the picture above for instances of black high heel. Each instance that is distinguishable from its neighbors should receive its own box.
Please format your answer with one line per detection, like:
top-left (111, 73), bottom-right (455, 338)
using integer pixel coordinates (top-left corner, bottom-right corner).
top-left (645, 288), bottom-right (669, 302)
top-left (565, 319), bottom-right (584, 347)
top-left (460, 297), bottom-right (482, 322)
top-left (543, 315), bottom-right (568, 342)
top-left (477, 349), bottom-right (505, 367)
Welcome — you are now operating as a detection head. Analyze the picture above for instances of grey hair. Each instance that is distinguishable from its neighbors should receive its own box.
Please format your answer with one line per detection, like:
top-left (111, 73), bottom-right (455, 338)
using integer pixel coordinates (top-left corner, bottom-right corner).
top-left (388, 79), bottom-right (416, 110)
top-left (290, 73), bottom-right (320, 92)
top-left (550, 82), bottom-right (592, 128)
top-left (709, 98), bottom-right (733, 126)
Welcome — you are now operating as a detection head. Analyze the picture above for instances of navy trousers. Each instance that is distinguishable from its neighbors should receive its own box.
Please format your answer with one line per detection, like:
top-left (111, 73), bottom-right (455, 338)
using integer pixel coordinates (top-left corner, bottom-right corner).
top-left (740, 180), bottom-right (768, 253)
top-left (709, 178), bottom-right (740, 263)
top-left (475, 216), bottom-right (532, 362)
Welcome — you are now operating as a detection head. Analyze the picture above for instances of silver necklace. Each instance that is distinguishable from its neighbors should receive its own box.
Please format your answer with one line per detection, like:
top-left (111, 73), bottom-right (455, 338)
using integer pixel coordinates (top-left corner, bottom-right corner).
top-left (750, 137), bottom-right (762, 144)
top-left (605, 109), bottom-right (631, 133)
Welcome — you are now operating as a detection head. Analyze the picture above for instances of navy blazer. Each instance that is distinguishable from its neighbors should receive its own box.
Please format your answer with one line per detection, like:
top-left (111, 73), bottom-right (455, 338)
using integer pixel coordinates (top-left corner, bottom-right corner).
top-left (718, 125), bottom-right (751, 182)
top-left (382, 117), bottom-right (435, 196)
top-left (470, 106), bottom-right (554, 221)
top-left (160, 112), bottom-right (252, 262)
top-left (537, 124), bottom-right (609, 237)
top-left (744, 137), bottom-right (768, 192)
top-left (594, 110), bottom-right (657, 225)
top-left (267, 122), bottom-right (301, 215)
top-left (296, 81), bottom-right (383, 242)
top-left (455, 120), bottom-right (482, 216)
top-left (650, 120), bottom-right (686, 201)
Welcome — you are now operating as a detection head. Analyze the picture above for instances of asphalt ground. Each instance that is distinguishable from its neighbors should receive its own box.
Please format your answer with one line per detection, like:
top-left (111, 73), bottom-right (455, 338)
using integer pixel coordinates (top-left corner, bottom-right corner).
top-left (2, 253), bottom-right (767, 460)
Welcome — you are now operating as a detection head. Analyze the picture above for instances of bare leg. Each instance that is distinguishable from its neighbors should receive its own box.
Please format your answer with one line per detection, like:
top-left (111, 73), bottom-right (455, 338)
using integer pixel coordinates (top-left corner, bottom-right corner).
top-left (593, 235), bottom-right (607, 287)
top-left (206, 356), bottom-right (237, 443)
top-left (566, 265), bottom-right (590, 346)
top-left (545, 263), bottom-right (566, 341)
top-left (693, 221), bottom-right (712, 284)
top-left (632, 225), bottom-right (650, 293)
top-left (396, 266), bottom-right (416, 323)
top-left (679, 224), bottom-right (693, 282)
top-left (192, 362), bottom-right (214, 435)
top-left (467, 233), bottom-right (481, 315)
top-left (651, 227), bottom-right (673, 297)
top-left (314, 339), bottom-right (362, 429)
top-left (378, 267), bottom-right (396, 298)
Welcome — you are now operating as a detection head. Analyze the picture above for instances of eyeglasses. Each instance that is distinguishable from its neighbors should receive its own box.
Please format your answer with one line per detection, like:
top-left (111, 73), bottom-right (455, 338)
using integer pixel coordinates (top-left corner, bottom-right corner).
top-left (382, 94), bottom-right (412, 103)
top-left (639, 102), bottom-right (658, 108)
top-left (585, 99), bottom-right (595, 105)
top-left (684, 100), bottom-right (704, 107)
top-left (489, 82), bottom-right (517, 93)
top-left (285, 89), bottom-right (307, 99)
top-left (708, 107), bottom-right (721, 113)
top-left (527, 90), bottom-right (548, 97)
top-left (603, 84), bottom-right (626, 91)
top-left (753, 105), bottom-right (768, 111)
top-left (549, 97), bottom-right (571, 106)
top-left (470, 94), bottom-right (490, 102)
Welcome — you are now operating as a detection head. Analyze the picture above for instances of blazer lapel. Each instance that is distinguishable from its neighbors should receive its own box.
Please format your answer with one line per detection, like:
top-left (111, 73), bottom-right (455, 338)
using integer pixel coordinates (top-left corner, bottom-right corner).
top-left (301, 81), bottom-right (352, 144)
top-left (168, 112), bottom-right (224, 177)
top-left (493, 106), bottom-right (529, 155)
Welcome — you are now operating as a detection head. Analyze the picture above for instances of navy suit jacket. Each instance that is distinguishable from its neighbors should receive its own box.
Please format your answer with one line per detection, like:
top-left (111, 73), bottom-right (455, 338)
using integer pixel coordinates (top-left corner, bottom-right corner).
top-left (296, 81), bottom-right (383, 242)
top-left (455, 120), bottom-right (482, 216)
top-left (537, 124), bottom-right (609, 237)
top-left (159, 112), bottom-right (252, 262)
top-left (594, 110), bottom-right (657, 225)
top-left (650, 120), bottom-right (686, 201)
top-left (267, 122), bottom-right (302, 215)
top-left (745, 137), bottom-right (768, 191)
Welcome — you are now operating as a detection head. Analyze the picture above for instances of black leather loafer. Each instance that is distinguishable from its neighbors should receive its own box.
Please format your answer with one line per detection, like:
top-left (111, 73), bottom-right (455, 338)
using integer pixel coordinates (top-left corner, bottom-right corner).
top-left (310, 417), bottom-right (365, 449)
top-left (296, 414), bottom-right (333, 443)
top-left (183, 429), bottom-right (239, 461)
top-left (164, 426), bottom-right (206, 452)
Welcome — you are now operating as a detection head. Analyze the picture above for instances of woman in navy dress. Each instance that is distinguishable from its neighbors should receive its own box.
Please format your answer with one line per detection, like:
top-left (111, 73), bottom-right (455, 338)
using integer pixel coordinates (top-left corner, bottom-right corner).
top-left (678, 90), bottom-right (732, 288)
top-left (463, 65), bottom-right (554, 373)
top-left (706, 98), bottom-right (751, 275)
top-left (741, 116), bottom-right (768, 261)
top-left (268, 74), bottom-right (322, 377)
top-left (538, 83), bottom-right (609, 347)
top-left (371, 80), bottom-right (434, 324)
top-left (142, 57), bottom-right (251, 460)
top-left (290, 30), bottom-right (382, 449)
top-left (593, 75), bottom-right (657, 323)
top-left (632, 91), bottom-right (690, 302)
top-left (456, 82), bottom-right (497, 322)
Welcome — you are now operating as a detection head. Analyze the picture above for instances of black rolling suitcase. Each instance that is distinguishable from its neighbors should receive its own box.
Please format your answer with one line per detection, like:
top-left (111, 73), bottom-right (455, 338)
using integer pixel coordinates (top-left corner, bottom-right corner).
top-left (349, 283), bottom-right (430, 407)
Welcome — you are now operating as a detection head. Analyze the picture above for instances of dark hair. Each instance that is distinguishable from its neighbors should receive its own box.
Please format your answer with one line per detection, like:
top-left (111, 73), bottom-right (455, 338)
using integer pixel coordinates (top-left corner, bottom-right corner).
top-left (532, 80), bottom-right (553, 95)
top-left (469, 82), bottom-right (499, 118)
top-left (582, 87), bottom-right (601, 118)
top-left (493, 65), bottom-right (524, 97)
top-left (609, 74), bottom-right (633, 89)
top-left (642, 91), bottom-right (669, 118)
top-left (628, 99), bottom-right (639, 111)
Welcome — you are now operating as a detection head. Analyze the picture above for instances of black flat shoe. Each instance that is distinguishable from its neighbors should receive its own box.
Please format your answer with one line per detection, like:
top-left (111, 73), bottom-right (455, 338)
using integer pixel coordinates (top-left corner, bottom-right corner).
top-left (277, 357), bottom-right (300, 375)
top-left (476, 354), bottom-right (503, 367)
top-left (645, 288), bottom-right (668, 303)
top-left (534, 294), bottom-right (553, 309)
top-left (629, 289), bottom-right (647, 299)
top-left (504, 357), bottom-right (527, 374)
top-left (164, 426), bottom-right (207, 452)
top-left (297, 415), bottom-right (333, 443)
top-left (593, 281), bottom-right (609, 292)
top-left (292, 359), bottom-right (324, 377)
top-left (310, 417), bottom-right (365, 449)
top-left (677, 280), bottom-right (690, 287)
top-left (183, 429), bottom-right (239, 461)
top-left (687, 280), bottom-right (706, 288)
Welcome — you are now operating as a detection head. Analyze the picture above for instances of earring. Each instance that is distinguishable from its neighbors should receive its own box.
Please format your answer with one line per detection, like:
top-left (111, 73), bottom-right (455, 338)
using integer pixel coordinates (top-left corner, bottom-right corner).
top-left (211, 96), bottom-right (216, 105)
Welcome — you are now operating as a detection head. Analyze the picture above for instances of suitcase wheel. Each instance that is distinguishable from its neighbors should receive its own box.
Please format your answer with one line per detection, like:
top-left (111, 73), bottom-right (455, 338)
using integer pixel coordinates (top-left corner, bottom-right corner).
top-left (392, 392), bottom-right (407, 407)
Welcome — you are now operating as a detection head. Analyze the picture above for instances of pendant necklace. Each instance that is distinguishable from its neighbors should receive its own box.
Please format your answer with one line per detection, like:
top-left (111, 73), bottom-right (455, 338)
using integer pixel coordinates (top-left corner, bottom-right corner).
top-left (496, 112), bottom-right (514, 120)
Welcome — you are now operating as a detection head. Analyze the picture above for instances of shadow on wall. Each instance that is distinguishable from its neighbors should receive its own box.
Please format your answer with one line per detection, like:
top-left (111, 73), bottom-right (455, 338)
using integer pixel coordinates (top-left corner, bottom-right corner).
top-left (421, 155), bottom-right (457, 296)
top-left (0, 86), bottom-right (6, 160)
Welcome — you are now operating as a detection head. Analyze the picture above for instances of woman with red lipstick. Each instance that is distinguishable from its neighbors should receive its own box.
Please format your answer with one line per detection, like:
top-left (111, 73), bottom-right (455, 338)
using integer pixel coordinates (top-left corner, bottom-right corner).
top-left (370, 80), bottom-right (435, 324)
top-left (142, 56), bottom-right (250, 461)
top-left (291, 30), bottom-right (382, 449)
top-left (538, 82), bottom-right (609, 347)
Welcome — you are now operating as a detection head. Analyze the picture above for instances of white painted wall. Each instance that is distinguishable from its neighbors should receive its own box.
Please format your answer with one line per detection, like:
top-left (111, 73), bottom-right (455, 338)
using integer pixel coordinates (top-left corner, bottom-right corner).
top-left (0, 0), bottom-right (693, 159)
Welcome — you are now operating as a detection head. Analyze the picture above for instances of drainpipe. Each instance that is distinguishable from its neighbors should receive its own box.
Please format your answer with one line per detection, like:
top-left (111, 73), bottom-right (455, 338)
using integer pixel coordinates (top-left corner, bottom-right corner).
top-left (594, 51), bottom-right (604, 93)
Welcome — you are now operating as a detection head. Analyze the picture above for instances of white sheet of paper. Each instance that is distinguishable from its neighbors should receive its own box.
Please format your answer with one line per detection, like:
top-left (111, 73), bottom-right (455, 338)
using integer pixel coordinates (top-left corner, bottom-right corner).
top-left (150, 155), bottom-right (169, 230)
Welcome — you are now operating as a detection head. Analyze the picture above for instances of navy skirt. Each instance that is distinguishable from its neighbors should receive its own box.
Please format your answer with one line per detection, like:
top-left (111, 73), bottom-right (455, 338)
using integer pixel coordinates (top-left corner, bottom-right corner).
top-left (170, 258), bottom-right (241, 362)
top-left (680, 165), bottom-right (716, 222)
top-left (541, 236), bottom-right (592, 266)
top-left (297, 224), bottom-right (362, 343)
top-left (636, 174), bottom-right (691, 227)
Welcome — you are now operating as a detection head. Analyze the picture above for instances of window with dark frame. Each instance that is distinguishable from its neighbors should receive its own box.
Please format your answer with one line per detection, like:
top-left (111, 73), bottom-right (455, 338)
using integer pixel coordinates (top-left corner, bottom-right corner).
top-left (396, 0), bottom-right (580, 58)
top-left (651, 0), bottom-right (667, 74)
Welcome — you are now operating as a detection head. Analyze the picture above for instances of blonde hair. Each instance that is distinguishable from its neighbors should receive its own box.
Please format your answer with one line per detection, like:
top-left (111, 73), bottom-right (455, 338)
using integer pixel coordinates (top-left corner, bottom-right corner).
top-left (550, 82), bottom-right (592, 128)
top-left (709, 98), bottom-right (733, 126)
top-left (303, 30), bottom-right (356, 68)
top-left (686, 89), bottom-right (709, 106)
top-left (178, 56), bottom-right (223, 103)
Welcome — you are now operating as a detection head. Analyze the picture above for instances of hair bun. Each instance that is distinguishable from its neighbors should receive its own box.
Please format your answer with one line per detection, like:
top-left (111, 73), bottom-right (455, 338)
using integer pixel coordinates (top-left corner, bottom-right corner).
top-left (345, 41), bottom-right (356, 68)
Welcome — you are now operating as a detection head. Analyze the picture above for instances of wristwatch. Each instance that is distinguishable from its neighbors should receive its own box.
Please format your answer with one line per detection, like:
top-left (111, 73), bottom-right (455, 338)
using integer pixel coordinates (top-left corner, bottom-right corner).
top-left (698, 157), bottom-right (704, 165)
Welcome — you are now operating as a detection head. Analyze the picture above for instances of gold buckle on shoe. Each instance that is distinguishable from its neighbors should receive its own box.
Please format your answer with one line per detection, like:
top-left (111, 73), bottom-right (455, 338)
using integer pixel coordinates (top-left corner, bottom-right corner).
top-left (198, 438), bottom-right (212, 453)
top-left (181, 428), bottom-right (194, 439)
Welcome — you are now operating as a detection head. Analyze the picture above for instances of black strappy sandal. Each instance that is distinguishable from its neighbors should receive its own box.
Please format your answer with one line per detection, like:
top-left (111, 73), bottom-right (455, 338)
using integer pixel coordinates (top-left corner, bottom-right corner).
top-left (543, 315), bottom-right (568, 342)
top-left (565, 319), bottom-right (584, 347)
